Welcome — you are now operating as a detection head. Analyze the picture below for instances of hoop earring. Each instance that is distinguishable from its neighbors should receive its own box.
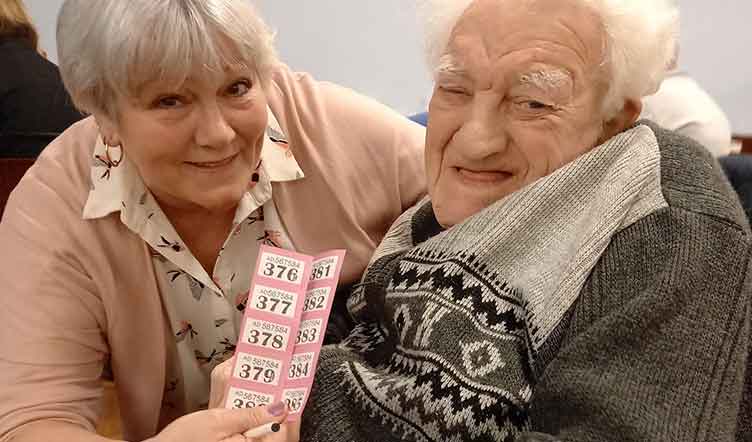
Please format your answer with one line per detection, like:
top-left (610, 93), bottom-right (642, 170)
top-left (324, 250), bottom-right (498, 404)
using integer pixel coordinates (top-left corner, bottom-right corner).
top-left (104, 143), bottom-right (123, 167)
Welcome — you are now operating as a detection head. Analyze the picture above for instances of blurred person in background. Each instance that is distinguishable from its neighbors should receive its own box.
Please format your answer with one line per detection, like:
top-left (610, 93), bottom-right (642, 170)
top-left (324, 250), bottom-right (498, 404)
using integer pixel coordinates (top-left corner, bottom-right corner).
top-left (0, 0), bottom-right (82, 156)
top-left (640, 47), bottom-right (733, 157)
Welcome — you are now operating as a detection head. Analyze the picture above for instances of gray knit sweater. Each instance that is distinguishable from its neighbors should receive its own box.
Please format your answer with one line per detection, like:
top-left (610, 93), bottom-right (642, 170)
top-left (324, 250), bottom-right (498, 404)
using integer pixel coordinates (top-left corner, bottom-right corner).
top-left (302, 122), bottom-right (752, 442)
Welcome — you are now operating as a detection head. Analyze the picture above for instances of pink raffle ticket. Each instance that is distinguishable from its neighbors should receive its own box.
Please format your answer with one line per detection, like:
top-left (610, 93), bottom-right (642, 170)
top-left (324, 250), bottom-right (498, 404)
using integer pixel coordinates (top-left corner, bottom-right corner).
top-left (224, 244), bottom-right (346, 420)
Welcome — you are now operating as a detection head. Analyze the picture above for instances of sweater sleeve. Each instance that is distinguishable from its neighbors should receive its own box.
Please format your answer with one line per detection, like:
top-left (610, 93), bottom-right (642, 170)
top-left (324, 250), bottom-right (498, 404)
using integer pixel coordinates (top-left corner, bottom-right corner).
top-left (266, 64), bottom-right (427, 284)
top-left (312, 76), bottom-right (427, 215)
top-left (0, 124), bottom-right (108, 441)
top-left (526, 207), bottom-right (751, 442)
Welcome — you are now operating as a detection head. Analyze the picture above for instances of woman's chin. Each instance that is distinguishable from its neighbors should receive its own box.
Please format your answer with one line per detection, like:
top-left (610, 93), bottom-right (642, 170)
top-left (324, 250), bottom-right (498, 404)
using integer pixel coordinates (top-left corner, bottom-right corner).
top-left (187, 187), bottom-right (246, 214)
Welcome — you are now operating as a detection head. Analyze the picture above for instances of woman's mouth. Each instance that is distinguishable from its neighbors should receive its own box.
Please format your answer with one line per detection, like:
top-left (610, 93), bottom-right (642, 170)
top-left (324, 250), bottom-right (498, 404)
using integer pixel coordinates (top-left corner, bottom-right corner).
top-left (186, 153), bottom-right (238, 169)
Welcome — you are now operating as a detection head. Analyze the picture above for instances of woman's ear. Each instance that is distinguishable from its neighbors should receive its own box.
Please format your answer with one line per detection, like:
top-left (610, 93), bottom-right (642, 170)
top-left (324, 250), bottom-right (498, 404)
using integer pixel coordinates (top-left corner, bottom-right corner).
top-left (94, 113), bottom-right (122, 146)
top-left (601, 98), bottom-right (643, 142)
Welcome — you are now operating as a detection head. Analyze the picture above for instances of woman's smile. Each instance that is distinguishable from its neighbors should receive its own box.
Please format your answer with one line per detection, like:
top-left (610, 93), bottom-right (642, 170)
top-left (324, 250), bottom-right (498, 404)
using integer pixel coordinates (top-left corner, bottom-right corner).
top-left (185, 152), bottom-right (240, 171)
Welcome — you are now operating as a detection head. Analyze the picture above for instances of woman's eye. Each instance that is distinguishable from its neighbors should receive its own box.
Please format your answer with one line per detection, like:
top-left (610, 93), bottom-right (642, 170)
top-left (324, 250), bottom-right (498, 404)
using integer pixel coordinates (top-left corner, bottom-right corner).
top-left (156, 96), bottom-right (182, 108)
top-left (227, 80), bottom-right (251, 97)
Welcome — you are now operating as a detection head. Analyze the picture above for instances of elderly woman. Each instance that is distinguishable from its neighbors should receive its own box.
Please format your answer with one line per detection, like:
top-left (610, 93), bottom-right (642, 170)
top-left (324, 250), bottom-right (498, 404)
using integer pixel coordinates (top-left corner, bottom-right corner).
top-left (291, 0), bottom-right (752, 441)
top-left (0, 0), bottom-right (425, 441)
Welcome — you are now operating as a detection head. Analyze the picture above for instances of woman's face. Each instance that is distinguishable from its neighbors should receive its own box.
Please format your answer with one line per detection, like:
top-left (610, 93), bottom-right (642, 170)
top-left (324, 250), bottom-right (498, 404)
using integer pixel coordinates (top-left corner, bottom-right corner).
top-left (99, 67), bottom-right (268, 213)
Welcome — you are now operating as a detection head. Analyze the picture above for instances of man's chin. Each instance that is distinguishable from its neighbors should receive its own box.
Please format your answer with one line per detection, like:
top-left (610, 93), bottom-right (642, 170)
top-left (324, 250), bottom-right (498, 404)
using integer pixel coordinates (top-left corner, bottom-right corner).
top-left (433, 199), bottom-right (487, 228)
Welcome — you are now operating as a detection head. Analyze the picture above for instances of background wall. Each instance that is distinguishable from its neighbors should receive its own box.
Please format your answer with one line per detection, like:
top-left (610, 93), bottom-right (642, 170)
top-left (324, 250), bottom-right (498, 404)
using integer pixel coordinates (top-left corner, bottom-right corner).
top-left (25, 0), bottom-right (751, 133)
top-left (678, 0), bottom-right (751, 135)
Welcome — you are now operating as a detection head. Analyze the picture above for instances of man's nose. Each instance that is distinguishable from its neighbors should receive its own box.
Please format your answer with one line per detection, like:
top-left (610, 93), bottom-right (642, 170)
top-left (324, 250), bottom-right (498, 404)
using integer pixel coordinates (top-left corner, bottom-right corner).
top-left (455, 95), bottom-right (509, 159)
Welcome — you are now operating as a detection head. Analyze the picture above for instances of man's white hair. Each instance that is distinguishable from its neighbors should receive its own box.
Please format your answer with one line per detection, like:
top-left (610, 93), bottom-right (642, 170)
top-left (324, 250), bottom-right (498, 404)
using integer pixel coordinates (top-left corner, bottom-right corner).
top-left (57, 0), bottom-right (278, 118)
top-left (419, 0), bottom-right (679, 117)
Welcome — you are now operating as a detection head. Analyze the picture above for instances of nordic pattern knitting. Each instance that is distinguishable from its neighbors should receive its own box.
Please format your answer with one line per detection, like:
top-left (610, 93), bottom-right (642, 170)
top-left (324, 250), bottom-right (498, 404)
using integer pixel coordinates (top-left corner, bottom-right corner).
top-left (302, 125), bottom-right (667, 442)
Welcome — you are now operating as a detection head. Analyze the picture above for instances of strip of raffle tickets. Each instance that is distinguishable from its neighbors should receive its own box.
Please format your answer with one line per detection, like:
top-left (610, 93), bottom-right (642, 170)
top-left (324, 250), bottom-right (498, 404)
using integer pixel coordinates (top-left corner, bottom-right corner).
top-left (224, 244), bottom-right (346, 420)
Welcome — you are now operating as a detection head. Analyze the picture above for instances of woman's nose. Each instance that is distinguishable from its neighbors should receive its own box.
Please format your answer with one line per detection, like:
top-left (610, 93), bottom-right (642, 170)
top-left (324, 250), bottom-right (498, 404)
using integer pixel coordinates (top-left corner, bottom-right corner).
top-left (195, 103), bottom-right (236, 149)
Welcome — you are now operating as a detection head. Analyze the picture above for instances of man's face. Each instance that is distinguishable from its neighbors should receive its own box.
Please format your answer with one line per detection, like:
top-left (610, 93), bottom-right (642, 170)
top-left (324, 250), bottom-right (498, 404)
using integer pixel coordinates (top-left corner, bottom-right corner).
top-left (426, 0), bottom-right (610, 227)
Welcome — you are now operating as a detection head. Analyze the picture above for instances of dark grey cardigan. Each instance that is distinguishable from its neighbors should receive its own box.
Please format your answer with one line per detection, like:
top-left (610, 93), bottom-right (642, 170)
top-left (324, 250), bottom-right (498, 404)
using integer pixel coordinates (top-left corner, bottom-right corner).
top-left (528, 124), bottom-right (751, 442)
top-left (303, 123), bottom-right (751, 442)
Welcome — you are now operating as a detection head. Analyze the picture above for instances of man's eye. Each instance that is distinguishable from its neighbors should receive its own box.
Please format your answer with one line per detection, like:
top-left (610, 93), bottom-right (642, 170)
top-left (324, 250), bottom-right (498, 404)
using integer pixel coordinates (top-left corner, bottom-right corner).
top-left (440, 86), bottom-right (467, 95)
top-left (526, 100), bottom-right (550, 110)
top-left (227, 80), bottom-right (251, 97)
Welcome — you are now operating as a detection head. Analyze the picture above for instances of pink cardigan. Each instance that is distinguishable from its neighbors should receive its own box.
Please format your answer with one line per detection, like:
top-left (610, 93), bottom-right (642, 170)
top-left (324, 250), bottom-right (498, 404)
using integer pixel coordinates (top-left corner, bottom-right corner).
top-left (0, 65), bottom-right (425, 442)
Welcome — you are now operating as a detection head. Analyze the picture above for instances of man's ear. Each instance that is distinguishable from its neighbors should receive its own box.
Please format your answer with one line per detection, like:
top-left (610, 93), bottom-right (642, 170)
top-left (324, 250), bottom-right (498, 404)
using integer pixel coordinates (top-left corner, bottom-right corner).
top-left (94, 113), bottom-right (121, 146)
top-left (601, 98), bottom-right (642, 142)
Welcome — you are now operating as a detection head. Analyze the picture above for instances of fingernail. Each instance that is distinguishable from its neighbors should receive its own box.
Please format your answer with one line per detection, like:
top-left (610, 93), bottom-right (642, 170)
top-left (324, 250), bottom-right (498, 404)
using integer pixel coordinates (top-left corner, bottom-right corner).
top-left (267, 401), bottom-right (286, 417)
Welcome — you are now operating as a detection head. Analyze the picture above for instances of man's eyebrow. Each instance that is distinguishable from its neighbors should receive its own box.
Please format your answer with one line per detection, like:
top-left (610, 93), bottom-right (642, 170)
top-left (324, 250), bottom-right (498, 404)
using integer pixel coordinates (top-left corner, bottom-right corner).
top-left (435, 54), bottom-right (468, 78)
top-left (516, 68), bottom-right (572, 90)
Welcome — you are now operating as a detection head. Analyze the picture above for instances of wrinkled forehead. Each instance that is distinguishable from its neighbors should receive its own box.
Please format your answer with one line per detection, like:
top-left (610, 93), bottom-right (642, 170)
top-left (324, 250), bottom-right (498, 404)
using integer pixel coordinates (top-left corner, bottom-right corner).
top-left (437, 53), bottom-right (574, 91)
top-left (443, 0), bottom-right (605, 84)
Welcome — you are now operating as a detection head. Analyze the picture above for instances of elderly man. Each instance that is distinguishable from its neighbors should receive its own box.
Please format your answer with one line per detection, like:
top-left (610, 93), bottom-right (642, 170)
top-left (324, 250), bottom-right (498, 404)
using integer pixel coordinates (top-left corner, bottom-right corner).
top-left (214, 0), bottom-right (750, 440)
top-left (298, 0), bottom-right (751, 440)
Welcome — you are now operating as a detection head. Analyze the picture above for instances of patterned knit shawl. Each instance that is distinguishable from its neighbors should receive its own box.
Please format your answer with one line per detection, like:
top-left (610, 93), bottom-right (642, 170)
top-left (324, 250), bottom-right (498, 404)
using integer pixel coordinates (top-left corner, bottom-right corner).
top-left (302, 125), bottom-right (668, 442)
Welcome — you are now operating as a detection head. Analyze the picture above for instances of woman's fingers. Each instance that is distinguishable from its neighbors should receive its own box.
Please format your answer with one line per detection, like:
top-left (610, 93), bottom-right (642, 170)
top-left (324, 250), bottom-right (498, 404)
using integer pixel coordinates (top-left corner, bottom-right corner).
top-left (221, 434), bottom-right (248, 442)
top-left (149, 403), bottom-right (287, 442)
top-left (257, 419), bottom-right (300, 442)
top-left (214, 402), bottom-right (288, 439)
top-left (221, 420), bottom-right (297, 442)
top-left (205, 360), bottom-right (293, 442)
top-left (209, 356), bottom-right (235, 408)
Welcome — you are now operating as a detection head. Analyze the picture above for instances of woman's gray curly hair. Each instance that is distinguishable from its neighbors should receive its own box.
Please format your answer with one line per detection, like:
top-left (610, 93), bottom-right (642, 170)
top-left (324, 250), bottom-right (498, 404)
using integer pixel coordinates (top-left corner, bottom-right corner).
top-left (57, 0), bottom-right (278, 118)
top-left (418, 0), bottom-right (679, 117)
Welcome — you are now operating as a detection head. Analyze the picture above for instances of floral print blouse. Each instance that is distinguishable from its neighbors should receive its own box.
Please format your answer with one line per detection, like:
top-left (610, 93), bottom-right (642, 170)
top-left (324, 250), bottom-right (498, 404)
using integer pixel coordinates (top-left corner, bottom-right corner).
top-left (82, 108), bottom-right (304, 420)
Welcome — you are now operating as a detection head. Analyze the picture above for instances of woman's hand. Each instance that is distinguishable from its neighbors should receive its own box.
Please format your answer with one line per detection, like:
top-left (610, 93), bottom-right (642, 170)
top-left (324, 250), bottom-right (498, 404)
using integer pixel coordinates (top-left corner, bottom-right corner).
top-left (206, 357), bottom-right (301, 442)
top-left (209, 356), bottom-right (236, 409)
top-left (146, 403), bottom-right (291, 442)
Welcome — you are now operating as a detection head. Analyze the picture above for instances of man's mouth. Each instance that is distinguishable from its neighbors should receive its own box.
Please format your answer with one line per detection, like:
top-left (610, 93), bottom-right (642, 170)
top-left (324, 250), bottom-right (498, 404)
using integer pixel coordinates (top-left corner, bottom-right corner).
top-left (455, 167), bottom-right (512, 183)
